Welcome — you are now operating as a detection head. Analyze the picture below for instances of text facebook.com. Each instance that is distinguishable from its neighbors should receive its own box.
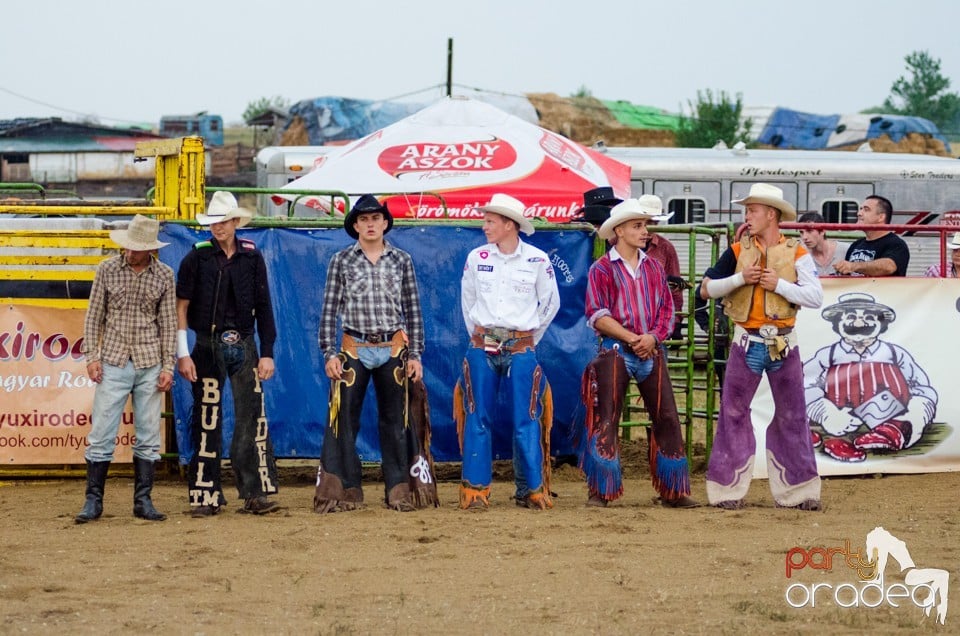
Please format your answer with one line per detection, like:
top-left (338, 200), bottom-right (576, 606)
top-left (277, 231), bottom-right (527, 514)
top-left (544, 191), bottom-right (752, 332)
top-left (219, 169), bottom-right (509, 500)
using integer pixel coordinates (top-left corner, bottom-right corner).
top-left (0, 409), bottom-right (136, 450)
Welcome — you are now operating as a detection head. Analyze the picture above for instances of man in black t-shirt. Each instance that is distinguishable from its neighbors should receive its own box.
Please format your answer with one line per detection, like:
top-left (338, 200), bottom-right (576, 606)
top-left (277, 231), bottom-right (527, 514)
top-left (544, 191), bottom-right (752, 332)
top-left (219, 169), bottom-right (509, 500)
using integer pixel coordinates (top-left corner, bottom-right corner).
top-left (834, 195), bottom-right (910, 276)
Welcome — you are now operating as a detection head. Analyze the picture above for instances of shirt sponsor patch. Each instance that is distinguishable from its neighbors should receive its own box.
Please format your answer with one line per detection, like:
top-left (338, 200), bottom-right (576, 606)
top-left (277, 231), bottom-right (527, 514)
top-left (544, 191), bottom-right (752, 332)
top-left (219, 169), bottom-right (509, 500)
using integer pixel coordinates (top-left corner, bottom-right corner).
top-left (527, 257), bottom-right (544, 263)
top-left (477, 264), bottom-right (494, 272)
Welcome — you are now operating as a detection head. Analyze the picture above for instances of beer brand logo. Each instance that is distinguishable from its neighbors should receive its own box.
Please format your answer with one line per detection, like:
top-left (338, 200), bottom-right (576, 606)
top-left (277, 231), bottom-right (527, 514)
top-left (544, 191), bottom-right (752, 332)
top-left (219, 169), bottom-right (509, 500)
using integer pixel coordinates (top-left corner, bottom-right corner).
top-left (377, 140), bottom-right (517, 175)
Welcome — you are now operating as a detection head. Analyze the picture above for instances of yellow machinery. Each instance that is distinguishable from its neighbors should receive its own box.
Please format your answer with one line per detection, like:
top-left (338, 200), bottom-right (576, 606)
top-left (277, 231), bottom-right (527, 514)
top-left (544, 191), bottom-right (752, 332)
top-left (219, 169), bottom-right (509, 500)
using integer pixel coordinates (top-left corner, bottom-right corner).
top-left (0, 137), bottom-right (206, 308)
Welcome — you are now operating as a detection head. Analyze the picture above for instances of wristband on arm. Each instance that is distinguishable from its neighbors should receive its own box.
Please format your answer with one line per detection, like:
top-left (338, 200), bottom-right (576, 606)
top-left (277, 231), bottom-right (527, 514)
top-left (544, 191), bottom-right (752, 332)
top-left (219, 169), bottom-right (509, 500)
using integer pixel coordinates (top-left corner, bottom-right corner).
top-left (176, 329), bottom-right (190, 359)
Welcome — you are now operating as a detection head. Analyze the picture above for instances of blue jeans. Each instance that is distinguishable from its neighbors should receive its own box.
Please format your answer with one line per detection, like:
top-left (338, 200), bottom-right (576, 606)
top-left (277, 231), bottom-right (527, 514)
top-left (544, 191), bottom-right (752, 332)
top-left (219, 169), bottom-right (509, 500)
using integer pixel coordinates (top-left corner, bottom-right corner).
top-left (460, 346), bottom-right (547, 494)
top-left (600, 337), bottom-right (654, 384)
top-left (357, 345), bottom-right (392, 370)
top-left (742, 340), bottom-right (785, 375)
top-left (85, 361), bottom-right (162, 462)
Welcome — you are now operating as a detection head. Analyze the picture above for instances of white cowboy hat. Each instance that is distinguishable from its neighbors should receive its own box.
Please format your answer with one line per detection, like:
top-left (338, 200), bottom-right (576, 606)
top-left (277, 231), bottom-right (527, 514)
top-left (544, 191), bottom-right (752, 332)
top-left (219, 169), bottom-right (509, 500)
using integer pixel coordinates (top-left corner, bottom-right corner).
top-left (731, 183), bottom-right (797, 222)
top-left (948, 232), bottom-right (960, 250)
top-left (598, 195), bottom-right (673, 241)
top-left (109, 215), bottom-right (168, 251)
top-left (195, 191), bottom-right (254, 227)
top-left (475, 193), bottom-right (535, 236)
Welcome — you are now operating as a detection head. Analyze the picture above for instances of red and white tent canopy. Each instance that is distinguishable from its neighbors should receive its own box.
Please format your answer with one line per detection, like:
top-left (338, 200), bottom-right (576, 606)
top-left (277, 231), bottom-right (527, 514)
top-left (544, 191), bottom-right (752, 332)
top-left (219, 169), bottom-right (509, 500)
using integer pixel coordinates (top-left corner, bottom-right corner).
top-left (279, 96), bottom-right (631, 223)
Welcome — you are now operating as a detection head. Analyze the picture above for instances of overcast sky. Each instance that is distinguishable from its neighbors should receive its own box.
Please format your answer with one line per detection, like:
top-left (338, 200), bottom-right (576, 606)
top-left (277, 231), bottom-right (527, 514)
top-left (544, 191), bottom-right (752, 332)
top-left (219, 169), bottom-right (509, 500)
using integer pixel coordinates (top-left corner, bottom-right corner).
top-left (2, 0), bottom-right (958, 128)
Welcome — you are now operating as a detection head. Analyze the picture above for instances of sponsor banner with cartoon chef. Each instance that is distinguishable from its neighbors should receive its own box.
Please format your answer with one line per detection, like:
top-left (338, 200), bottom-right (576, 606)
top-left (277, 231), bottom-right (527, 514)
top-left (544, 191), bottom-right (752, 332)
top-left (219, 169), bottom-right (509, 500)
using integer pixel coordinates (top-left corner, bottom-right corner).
top-left (0, 305), bottom-right (139, 464)
top-left (751, 278), bottom-right (960, 477)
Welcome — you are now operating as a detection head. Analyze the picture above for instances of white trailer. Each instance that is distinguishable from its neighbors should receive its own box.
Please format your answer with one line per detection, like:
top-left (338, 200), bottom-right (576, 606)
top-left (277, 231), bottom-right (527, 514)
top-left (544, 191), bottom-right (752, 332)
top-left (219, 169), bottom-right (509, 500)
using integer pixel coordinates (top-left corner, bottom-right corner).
top-left (603, 144), bottom-right (960, 276)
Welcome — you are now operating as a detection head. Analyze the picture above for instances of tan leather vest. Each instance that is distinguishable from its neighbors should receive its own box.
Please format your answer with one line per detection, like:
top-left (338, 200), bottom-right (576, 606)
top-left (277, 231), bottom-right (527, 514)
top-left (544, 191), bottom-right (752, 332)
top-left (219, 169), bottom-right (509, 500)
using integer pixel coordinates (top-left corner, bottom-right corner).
top-left (722, 236), bottom-right (800, 323)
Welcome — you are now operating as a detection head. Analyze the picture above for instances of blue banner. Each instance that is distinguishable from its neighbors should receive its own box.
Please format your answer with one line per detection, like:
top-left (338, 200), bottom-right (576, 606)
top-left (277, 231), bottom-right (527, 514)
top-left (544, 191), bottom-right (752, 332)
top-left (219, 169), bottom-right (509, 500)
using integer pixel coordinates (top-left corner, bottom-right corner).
top-left (160, 223), bottom-right (596, 464)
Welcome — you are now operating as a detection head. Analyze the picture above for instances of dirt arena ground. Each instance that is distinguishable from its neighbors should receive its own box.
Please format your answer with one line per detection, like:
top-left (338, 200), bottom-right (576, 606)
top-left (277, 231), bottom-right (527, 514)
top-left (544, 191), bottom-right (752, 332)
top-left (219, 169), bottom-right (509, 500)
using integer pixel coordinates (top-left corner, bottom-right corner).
top-left (0, 445), bottom-right (957, 635)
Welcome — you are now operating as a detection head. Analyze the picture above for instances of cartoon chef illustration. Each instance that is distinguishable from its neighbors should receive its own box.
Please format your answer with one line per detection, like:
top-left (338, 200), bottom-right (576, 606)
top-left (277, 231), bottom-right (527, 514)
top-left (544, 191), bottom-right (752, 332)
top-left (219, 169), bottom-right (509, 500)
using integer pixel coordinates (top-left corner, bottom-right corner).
top-left (803, 292), bottom-right (938, 462)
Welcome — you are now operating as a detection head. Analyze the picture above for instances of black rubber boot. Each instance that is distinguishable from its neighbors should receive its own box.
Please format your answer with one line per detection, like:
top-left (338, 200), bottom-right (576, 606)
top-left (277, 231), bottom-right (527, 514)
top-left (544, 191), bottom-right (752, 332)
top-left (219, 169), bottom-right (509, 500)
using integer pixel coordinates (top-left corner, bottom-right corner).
top-left (132, 457), bottom-right (167, 521)
top-left (75, 460), bottom-right (110, 524)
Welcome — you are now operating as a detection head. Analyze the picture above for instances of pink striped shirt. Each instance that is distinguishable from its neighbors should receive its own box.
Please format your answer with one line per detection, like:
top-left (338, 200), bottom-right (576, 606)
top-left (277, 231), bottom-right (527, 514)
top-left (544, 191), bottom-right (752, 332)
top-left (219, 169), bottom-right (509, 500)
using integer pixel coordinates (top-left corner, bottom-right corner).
top-left (585, 248), bottom-right (675, 342)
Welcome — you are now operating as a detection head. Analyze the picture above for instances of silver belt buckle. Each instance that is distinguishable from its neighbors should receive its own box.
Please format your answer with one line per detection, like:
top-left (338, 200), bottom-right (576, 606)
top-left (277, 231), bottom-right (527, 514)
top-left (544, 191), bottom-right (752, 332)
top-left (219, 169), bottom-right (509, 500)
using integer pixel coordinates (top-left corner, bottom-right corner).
top-left (220, 329), bottom-right (241, 345)
top-left (758, 324), bottom-right (778, 340)
top-left (488, 327), bottom-right (509, 341)
top-left (366, 333), bottom-right (382, 344)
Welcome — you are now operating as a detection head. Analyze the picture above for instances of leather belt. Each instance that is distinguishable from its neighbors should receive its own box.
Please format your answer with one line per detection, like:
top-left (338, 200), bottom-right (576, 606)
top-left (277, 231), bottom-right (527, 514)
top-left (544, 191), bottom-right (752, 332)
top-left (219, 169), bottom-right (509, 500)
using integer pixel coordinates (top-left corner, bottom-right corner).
top-left (343, 327), bottom-right (397, 344)
top-left (744, 326), bottom-right (793, 336)
top-left (474, 326), bottom-right (533, 340)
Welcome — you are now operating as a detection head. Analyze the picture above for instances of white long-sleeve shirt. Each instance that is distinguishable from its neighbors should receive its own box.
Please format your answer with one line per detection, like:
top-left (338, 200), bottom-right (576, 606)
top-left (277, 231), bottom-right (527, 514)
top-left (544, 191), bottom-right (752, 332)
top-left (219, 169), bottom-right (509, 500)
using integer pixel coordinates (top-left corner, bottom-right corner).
top-left (460, 239), bottom-right (560, 344)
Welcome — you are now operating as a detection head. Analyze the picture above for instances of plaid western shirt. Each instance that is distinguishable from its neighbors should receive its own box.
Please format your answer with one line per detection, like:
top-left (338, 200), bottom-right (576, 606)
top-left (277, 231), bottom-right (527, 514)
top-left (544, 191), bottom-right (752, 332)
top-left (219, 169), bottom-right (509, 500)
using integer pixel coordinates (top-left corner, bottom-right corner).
top-left (82, 254), bottom-right (177, 373)
top-left (319, 240), bottom-right (424, 360)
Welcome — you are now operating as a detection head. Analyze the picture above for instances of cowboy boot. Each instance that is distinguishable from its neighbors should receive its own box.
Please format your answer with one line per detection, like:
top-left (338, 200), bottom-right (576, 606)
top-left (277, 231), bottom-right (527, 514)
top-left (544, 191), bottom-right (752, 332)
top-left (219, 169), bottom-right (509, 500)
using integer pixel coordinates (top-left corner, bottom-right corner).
top-left (75, 460), bottom-right (110, 524)
top-left (132, 456), bottom-right (167, 521)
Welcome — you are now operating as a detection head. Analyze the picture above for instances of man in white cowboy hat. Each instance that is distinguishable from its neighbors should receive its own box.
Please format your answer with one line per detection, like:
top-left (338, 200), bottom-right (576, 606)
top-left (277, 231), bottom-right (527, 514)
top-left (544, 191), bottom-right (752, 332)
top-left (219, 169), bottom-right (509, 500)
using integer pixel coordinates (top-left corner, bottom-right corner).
top-left (578, 196), bottom-right (698, 508)
top-left (454, 193), bottom-right (560, 510)
top-left (76, 214), bottom-right (175, 523)
top-left (834, 195), bottom-right (910, 277)
top-left (315, 194), bottom-right (436, 513)
top-left (700, 183), bottom-right (823, 511)
top-left (175, 191), bottom-right (281, 517)
top-left (924, 231), bottom-right (960, 278)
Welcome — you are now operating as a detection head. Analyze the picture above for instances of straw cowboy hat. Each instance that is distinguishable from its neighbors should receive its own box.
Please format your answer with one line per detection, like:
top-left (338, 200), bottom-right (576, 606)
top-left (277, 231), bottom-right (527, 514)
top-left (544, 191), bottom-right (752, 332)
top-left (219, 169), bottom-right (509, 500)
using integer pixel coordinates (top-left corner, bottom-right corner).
top-left (344, 194), bottom-right (394, 240)
top-left (732, 183), bottom-right (797, 222)
top-left (475, 193), bottom-right (535, 236)
top-left (195, 191), bottom-right (254, 227)
top-left (598, 195), bottom-right (673, 241)
top-left (948, 232), bottom-right (960, 250)
top-left (109, 214), bottom-right (168, 251)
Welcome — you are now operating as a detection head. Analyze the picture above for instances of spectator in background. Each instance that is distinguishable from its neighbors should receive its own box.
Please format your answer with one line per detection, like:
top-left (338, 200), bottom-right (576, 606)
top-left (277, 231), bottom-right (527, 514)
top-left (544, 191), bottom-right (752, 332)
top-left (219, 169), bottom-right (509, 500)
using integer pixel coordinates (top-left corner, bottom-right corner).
top-left (574, 186), bottom-right (622, 230)
top-left (924, 232), bottom-right (960, 278)
top-left (834, 196), bottom-right (910, 276)
top-left (797, 212), bottom-right (851, 276)
top-left (641, 211), bottom-right (688, 339)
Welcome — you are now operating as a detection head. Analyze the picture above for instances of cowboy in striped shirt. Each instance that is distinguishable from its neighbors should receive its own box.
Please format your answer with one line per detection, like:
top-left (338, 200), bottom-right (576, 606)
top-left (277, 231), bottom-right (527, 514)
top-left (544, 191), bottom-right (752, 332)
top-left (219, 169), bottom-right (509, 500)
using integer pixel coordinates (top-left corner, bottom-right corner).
top-left (580, 196), bottom-right (698, 509)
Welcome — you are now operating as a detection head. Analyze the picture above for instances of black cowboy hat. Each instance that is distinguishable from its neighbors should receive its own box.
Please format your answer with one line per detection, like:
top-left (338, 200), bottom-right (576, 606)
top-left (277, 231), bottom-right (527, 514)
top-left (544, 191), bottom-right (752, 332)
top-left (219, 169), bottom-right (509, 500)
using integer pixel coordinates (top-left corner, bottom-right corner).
top-left (583, 186), bottom-right (623, 208)
top-left (573, 186), bottom-right (622, 225)
top-left (574, 204), bottom-right (613, 225)
top-left (344, 194), bottom-right (394, 240)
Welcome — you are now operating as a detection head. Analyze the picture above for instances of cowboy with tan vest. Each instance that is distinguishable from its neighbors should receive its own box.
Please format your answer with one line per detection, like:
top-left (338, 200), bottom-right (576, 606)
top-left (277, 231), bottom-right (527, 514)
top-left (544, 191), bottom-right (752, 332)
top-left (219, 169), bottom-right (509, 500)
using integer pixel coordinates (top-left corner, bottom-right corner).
top-left (699, 184), bottom-right (823, 511)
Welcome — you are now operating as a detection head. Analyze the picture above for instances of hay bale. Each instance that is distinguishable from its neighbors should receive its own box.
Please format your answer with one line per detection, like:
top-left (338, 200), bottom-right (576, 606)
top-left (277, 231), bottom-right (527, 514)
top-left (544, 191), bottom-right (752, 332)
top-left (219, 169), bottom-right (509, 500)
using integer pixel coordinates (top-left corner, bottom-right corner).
top-left (833, 132), bottom-right (948, 156)
top-left (527, 92), bottom-right (675, 148)
top-left (280, 116), bottom-right (310, 146)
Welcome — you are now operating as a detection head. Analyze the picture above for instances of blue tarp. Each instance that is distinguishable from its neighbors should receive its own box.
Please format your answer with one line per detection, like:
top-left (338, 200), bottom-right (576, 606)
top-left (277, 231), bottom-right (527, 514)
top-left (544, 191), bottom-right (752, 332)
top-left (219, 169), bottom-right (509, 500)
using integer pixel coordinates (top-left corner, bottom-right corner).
top-left (159, 224), bottom-right (596, 464)
top-left (286, 97), bottom-right (424, 145)
top-left (757, 107), bottom-right (950, 152)
top-left (757, 109), bottom-right (840, 149)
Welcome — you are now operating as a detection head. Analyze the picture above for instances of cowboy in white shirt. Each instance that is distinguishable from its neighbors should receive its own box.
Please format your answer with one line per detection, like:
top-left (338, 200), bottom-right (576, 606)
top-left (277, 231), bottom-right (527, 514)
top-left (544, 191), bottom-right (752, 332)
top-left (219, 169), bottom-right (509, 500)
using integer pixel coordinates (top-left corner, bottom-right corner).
top-left (454, 194), bottom-right (560, 510)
